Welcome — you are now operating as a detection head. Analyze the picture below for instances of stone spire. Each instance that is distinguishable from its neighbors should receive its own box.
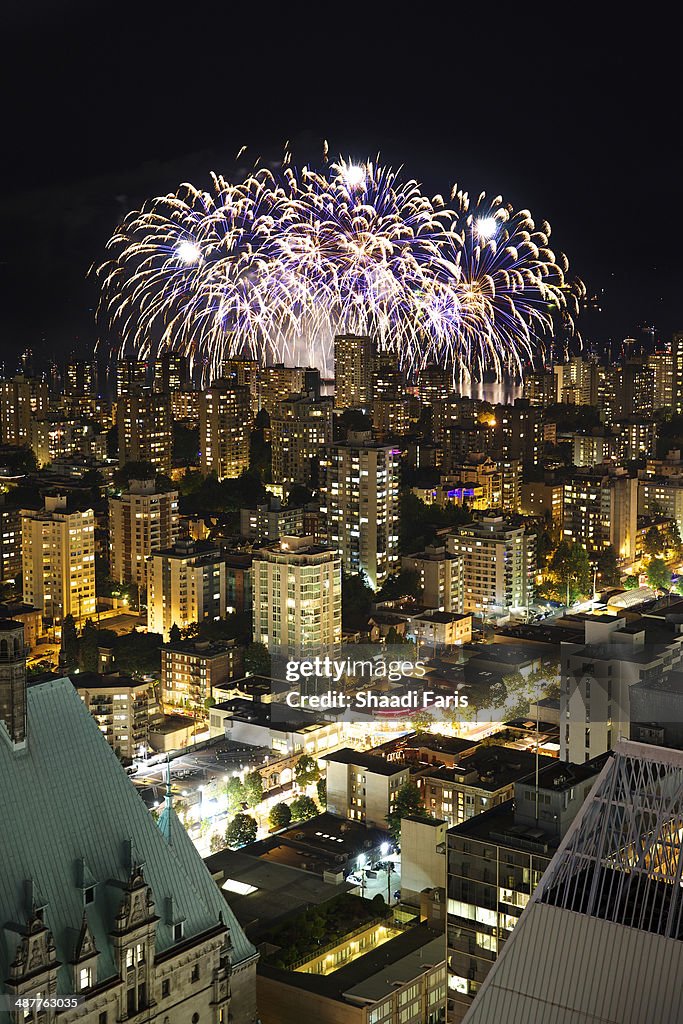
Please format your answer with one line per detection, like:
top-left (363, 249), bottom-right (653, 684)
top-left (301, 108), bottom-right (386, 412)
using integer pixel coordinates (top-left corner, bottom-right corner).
top-left (0, 620), bottom-right (26, 746)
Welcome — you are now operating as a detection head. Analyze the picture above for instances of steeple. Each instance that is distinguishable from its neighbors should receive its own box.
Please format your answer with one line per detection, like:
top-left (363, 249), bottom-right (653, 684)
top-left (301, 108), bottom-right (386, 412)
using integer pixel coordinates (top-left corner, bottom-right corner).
top-left (0, 620), bottom-right (26, 747)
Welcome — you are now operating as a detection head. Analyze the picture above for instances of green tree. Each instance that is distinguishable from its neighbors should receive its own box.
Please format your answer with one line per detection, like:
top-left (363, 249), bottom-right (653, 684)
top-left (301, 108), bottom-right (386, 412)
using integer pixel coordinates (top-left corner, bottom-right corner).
top-left (410, 710), bottom-right (435, 733)
top-left (316, 777), bottom-right (327, 807)
top-left (386, 781), bottom-right (424, 843)
top-left (624, 574), bottom-right (639, 590)
top-left (342, 571), bottom-right (374, 630)
top-left (169, 622), bottom-right (181, 643)
top-left (544, 540), bottom-right (592, 604)
top-left (269, 802), bottom-right (292, 830)
top-left (173, 423), bottom-right (199, 465)
top-left (286, 484), bottom-right (314, 507)
top-left (243, 770), bottom-right (264, 808)
top-left (375, 569), bottom-right (420, 603)
top-left (596, 545), bottom-right (620, 587)
top-left (79, 617), bottom-right (100, 673)
top-left (644, 525), bottom-right (663, 557)
top-left (290, 795), bottom-right (318, 822)
top-left (294, 754), bottom-right (320, 788)
top-left (210, 832), bottom-right (225, 854)
top-left (647, 557), bottom-right (671, 594)
top-left (225, 813), bottom-right (258, 848)
top-left (244, 642), bottom-right (271, 676)
top-left (225, 777), bottom-right (246, 816)
top-left (60, 613), bottom-right (79, 672)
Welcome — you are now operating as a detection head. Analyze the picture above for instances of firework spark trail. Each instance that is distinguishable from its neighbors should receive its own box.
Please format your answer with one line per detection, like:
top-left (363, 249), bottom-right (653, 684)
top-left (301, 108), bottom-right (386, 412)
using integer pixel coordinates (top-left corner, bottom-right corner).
top-left (95, 158), bottom-right (582, 384)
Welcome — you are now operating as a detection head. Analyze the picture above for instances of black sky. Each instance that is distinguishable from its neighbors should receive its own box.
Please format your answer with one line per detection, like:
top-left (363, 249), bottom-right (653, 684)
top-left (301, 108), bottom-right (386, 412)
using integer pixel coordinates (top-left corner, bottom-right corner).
top-left (1, 3), bottom-right (680, 366)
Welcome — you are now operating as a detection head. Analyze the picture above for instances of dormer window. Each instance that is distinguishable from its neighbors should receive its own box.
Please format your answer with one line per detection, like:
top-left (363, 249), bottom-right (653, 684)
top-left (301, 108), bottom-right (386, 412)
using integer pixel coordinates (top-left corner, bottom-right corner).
top-left (84, 886), bottom-right (95, 905)
top-left (173, 922), bottom-right (184, 942)
top-left (79, 966), bottom-right (92, 990)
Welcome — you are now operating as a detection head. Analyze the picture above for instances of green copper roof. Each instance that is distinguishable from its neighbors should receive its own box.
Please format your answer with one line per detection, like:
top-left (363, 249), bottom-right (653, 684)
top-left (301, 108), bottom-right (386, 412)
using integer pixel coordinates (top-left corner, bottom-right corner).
top-left (0, 678), bottom-right (256, 994)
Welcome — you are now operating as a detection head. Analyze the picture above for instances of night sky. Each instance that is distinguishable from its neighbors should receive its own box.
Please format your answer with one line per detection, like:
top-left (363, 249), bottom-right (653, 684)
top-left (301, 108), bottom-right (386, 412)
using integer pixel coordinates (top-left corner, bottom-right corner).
top-left (1, 5), bottom-right (679, 367)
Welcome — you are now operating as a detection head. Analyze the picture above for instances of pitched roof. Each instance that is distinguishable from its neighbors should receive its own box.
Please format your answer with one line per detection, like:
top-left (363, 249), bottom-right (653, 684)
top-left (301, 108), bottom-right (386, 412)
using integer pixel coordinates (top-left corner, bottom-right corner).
top-left (0, 678), bottom-right (256, 995)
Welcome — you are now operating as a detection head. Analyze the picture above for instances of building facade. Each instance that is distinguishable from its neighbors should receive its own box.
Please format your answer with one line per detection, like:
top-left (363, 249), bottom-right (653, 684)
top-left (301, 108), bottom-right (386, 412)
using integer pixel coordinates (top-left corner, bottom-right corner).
top-left (446, 517), bottom-right (536, 617)
top-left (147, 538), bottom-right (227, 641)
top-left (109, 478), bottom-right (179, 592)
top-left (199, 382), bottom-right (251, 480)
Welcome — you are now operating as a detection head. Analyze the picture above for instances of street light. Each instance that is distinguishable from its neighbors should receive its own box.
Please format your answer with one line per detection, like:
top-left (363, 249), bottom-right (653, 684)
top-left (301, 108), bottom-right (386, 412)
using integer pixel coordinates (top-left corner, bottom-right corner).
top-left (357, 854), bottom-right (367, 899)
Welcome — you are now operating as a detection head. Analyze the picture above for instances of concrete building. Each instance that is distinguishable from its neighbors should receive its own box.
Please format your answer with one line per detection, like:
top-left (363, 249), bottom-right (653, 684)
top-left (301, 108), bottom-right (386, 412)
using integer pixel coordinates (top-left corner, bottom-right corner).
top-left (0, 375), bottom-right (49, 446)
top-left (114, 357), bottom-right (148, 396)
top-left (320, 432), bottom-right (400, 590)
top-left (221, 357), bottom-right (260, 415)
top-left (446, 516), bottom-right (536, 617)
top-left (271, 393), bottom-right (333, 487)
top-left (417, 745), bottom-right (556, 829)
top-left (402, 545), bottom-right (465, 613)
top-left (240, 497), bottom-right (304, 542)
top-left (109, 478), bottom-right (179, 592)
top-left (74, 671), bottom-right (151, 760)
top-left (400, 815), bottom-right (447, 906)
top-left (560, 614), bottom-right (683, 762)
top-left (638, 472), bottom-right (683, 538)
top-left (629, 668), bottom-right (683, 751)
top-left (0, 601), bottom-right (42, 650)
top-left (446, 756), bottom-right (604, 1022)
top-left (258, 928), bottom-right (445, 1024)
top-left (648, 349), bottom-right (674, 410)
top-left (21, 495), bottom-right (96, 626)
top-left (259, 365), bottom-right (321, 414)
top-left (117, 392), bottom-right (173, 475)
top-left (324, 747), bottom-right (410, 828)
top-left (371, 395), bottom-right (411, 439)
top-left (199, 381), bottom-right (251, 480)
top-left (334, 333), bottom-right (374, 410)
top-left (252, 535), bottom-right (341, 660)
top-left (64, 359), bottom-right (98, 398)
top-left (161, 638), bottom-right (243, 712)
top-left (209, 697), bottom-right (344, 759)
top-left (0, 671), bottom-right (258, 1023)
top-left (147, 538), bottom-right (227, 641)
top-left (461, 742), bottom-right (683, 1024)
top-left (0, 497), bottom-right (21, 582)
top-left (563, 467), bottom-right (638, 561)
top-left (152, 352), bottom-right (189, 393)
top-left (410, 611), bottom-right (472, 650)
top-left (493, 400), bottom-right (543, 468)
top-left (519, 481), bottom-right (563, 526)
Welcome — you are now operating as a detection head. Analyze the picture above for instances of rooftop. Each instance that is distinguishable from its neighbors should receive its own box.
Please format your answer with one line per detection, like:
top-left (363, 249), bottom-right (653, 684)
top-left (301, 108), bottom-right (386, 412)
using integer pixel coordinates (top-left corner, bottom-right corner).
top-left (323, 747), bottom-right (409, 777)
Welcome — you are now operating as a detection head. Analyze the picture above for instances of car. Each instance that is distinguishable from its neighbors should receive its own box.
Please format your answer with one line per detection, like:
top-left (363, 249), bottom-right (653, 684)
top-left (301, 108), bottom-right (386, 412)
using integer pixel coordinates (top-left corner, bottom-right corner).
top-left (346, 873), bottom-right (362, 884)
top-left (393, 890), bottom-right (401, 901)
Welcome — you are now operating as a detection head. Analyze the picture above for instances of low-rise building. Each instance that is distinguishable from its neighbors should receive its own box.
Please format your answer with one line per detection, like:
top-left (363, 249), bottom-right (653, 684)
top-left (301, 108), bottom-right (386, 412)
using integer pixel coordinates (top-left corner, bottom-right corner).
top-left (409, 610), bottom-right (472, 649)
top-left (324, 747), bottom-right (410, 828)
top-left (400, 815), bottom-right (447, 906)
top-left (401, 544), bottom-right (465, 613)
top-left (73, 671), bottom-right (151, 760)
top-left (161, 638), bottom-right (243, 713)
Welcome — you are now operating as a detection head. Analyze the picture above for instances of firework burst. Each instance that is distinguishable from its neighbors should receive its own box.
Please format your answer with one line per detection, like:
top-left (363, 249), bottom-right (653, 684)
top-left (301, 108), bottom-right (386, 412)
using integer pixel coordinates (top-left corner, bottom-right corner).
top-left (95, 156), bottom-right (580, 384)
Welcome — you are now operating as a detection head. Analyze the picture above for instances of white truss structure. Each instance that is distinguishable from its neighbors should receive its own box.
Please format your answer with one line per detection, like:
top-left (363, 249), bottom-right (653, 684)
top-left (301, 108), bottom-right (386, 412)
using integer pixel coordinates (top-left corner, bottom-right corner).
top-left (538, 740), bottom-right (683, 939)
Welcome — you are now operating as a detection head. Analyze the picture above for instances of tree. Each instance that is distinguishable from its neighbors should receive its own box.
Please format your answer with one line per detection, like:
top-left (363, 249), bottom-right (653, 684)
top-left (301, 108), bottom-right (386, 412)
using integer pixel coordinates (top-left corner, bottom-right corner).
top-left (244, 642), bottom-right (271, 676)
top-left (243, 770), bottom-right (264, 808)
top-left (294, 754), bottom-right (320, 788)
top-left (624, 574), bottom-right (639, 590)
top-left (290, 795), bottom-right (318, 822)
top-left (286, 484), bottom-right (314, 507)
top-left (316, 777), bottom-right (327, 807)
top-left (269, 802), bottom-right (292, 830)
top-left (225, 813), bottom-right (258, 848)
top-left (169, 622), bottom-right (181, 643)
top-left (375, 569), bottom-right (420, 603)
top-left (410, 710), bottom-right (435, 733)
top-left (210, 832), bottom-right (225, 853)
top-left (596, 545), bottom-right (619, 587)
top-left (79, 617), bottom-right (100, 673)
top-left (386, 781), bottom-right (424, 843)
top-left (342, 571), bottom-right (374, 631)
top-left (225, 777), bottom-right (247, 816)
top-left (60, 613), bottom-right (79, 672)
top-left (543, 540), bottom-right (592, 604)
top-left (644, 525), bottom-right (663, 558)
top-left (647, 557), bottom-right (671, 595)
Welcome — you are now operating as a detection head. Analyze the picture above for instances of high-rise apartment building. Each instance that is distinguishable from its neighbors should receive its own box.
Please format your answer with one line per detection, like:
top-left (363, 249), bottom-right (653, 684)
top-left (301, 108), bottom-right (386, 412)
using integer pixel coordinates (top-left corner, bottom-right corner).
top-left (199, 382), bottom-right (251, 480)
top-left (117, 393), bottom-right (173, 475)
top-left (271, 393), bottom-right (333, 487)
top-left (401, 544), bottom-right (465, 613)
top-left (258, 365), bottom-right (320, 414)
top-left (372, 395), bottom-right (411, 438)
top-left (320, 432), bottom-right (400, 589)
top-left (648, 349), bottom-right (674, 410)
top-left (0, 376), bottom-right (49, 446)
top-left (21, 495), bottom-right (96, 625)
top-left (109, 478), bottom-right (179, 592)
top-left (221, 356), bottom-right (260, 415)
top-left (333, 334), bottom-right (373, 410)
top-left (252, 535), bottom-right (341, 660)
top-left (559, 614), bottom-right (683, 762)
top-left (147, 538), bottom-right (227, 641)
top-left (64, 359), bottom-right (98, 397)
top-left (493, 400), bottom-right (543, 467)
top-left (114, 357), bottom-right (148, 397)
top-left (446, 516), bottom-right (536, 616)
top-left (152, 352), bottom-right (189, 393)
top-left (0, 497), bottom-right (21, 583)
top-left (563, 467), bottom-right (638, 561)
top-left (371, 349), bottom-right (404, 399)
